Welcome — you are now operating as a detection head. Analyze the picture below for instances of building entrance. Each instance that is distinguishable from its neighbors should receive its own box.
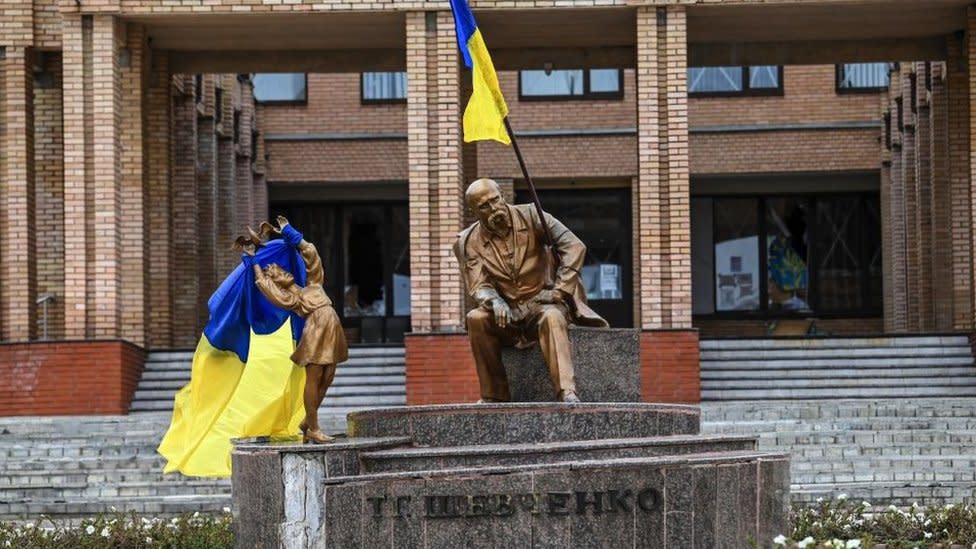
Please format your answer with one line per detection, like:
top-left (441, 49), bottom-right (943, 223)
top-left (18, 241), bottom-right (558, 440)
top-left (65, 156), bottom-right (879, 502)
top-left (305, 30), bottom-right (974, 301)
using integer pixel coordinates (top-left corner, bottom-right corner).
top-left (272, 202), bottom-right (410, 344)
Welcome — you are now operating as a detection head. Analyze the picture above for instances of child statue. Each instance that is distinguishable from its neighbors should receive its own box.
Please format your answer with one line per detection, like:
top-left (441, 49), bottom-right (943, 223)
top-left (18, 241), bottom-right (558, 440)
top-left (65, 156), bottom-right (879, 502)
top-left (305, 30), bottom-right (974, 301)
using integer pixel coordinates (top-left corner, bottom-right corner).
top-left (244, 216), bottom-right (348, 444)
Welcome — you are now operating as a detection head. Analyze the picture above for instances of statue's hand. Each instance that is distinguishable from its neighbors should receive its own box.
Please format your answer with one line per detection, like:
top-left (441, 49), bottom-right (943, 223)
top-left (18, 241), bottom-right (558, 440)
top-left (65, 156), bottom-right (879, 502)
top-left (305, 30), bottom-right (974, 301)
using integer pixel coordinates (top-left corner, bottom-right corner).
top-left (491, 298), bottom-right (511, 329)
top-left (276, 215), bottom-right (290, 230)
top-left (534, 289), bottom-right (564, 305)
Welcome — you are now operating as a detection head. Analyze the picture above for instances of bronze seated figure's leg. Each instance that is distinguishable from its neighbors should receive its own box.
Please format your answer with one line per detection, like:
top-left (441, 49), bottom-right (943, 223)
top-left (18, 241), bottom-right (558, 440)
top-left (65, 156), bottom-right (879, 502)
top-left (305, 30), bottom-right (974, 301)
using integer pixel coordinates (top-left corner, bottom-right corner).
top-left (466, 308), bottom-right (512, 402)
top-left (529, 304), bottom-right (579, 403)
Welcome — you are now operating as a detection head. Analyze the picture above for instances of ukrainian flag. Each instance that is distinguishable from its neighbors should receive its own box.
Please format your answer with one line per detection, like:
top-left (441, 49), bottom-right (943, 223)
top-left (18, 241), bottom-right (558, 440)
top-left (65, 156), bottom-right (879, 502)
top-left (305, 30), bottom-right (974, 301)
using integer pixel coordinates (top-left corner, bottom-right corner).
top-left (450, 0), bottom-right (511, 145)
top-left (158, 240), bottom-right (308, 478)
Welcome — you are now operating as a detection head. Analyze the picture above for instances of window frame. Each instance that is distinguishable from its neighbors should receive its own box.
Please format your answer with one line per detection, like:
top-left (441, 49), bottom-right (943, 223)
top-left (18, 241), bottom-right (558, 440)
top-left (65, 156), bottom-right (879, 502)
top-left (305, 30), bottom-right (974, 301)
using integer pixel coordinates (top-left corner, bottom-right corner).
top-left (360, 71), bottom-right (408, 105)
top-left (835, 63), bottom-right (893, 94)
top-left (252, 73), bottom-right (308, 106)
top-left (695, 192), bottom-right (883, 320)
top-left (687, 66), bottom-right (784, 98)
top-left (517, 68), bottom-right (624, 102)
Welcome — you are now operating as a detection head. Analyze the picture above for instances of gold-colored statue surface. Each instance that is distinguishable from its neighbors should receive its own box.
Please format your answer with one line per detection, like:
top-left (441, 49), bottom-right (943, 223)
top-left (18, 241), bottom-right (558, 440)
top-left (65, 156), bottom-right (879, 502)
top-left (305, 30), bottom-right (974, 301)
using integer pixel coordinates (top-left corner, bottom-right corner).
top-left (242, 216), bottom-right (348, 444)
top-left (454, 178), bottom-right (608, 403)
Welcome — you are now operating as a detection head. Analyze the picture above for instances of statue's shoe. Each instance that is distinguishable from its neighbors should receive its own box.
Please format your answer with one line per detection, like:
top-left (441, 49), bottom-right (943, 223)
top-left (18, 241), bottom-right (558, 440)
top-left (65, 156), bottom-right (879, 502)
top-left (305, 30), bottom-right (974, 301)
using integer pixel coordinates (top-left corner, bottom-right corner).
top-left (304, 429), bottom-right (335, 444)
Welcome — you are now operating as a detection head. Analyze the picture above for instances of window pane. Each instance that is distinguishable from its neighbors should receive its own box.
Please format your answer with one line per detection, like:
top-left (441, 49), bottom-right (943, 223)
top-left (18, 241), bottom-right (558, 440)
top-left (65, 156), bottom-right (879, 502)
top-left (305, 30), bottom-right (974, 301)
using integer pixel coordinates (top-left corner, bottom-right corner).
top-left (362, 71), bottom-right (407, 101)
top-left (814, 197), bottom-right (864, 312)
top-left (252, 73), bottom-right (306, 102)
top-left (714, 198), bottom-right (760, 311)
top-left (520, 70), bottom-right (584, 96)
top-left (767, 198), bottom-right (811, 313)
top-left (749, 66), bottom-right (779, 89)
top-left (689, 67), bottom-right (743, 93)
top-left (391, 206), bottom-right (411, 316)
top-left (863, 197), bottom-right (883, 310)
top-left (589, 69), bottom-right (621, 93)
top-left (839, 63), bottom-right (892, 90)
top-left (343, 207), bottom-right (386, 317)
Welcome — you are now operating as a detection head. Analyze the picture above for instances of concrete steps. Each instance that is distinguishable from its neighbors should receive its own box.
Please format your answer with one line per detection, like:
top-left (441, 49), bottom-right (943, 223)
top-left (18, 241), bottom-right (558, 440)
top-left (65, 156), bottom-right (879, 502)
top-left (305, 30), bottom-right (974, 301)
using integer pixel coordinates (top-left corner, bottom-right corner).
top-left (700, 335), bottom-right (976, 400)
top-left (701, 398), bottom-right (976, 507)
top-left (130, 345), bottom-right (407, 412)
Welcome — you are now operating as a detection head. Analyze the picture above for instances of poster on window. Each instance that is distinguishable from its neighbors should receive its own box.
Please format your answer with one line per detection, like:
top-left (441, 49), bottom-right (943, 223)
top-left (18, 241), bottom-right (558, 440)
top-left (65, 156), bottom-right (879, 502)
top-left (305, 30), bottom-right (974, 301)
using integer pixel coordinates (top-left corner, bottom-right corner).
top-left (715, 236), bottom-right (760, 311)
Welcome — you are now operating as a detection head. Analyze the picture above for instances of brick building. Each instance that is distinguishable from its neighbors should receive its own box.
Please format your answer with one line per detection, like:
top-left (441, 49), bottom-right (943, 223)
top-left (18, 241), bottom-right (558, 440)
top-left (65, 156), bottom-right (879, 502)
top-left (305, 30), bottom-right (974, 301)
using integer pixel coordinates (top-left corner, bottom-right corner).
top-left (0, 0), bottom-right (973, 415)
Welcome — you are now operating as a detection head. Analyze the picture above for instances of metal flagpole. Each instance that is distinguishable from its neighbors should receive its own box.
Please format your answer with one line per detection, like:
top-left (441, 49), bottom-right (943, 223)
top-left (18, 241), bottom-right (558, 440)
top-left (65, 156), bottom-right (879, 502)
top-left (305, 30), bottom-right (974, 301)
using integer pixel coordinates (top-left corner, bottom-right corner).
top-left (502, 117), bottom-right (557, 256)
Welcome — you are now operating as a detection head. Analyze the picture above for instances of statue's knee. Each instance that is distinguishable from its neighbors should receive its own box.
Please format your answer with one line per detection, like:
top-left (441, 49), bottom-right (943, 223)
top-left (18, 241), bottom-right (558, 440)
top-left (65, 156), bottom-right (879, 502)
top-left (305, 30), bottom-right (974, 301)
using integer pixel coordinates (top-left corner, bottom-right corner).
top-left (539, 307), bottom-right (567, 328)
top-left (466, 308), bottom-right (492, 331)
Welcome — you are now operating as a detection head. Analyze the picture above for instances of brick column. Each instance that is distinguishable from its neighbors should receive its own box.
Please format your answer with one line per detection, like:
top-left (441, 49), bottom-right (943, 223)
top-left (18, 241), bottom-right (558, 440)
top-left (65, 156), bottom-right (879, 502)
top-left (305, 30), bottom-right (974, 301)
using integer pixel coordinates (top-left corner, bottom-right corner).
top-left (968, 10), bottom-right (976, 331)
top-left (947, 31), bottom-right (973, 331)
top-left (914, 63), bottom-right (933, 332)
top-left (0, 47), bottom-right (36, 341)
top-left (119, 24), bottom-right (148, 346)
top-left (64, 15), bottom-right (127, 339)
top-left (236, 78), bottom-right (256, 226)
top-left (635, 6), bottom-right (698, 403)
top-left (405, 10), bottom-right (462, 334)
top-left (146, 51), bottom-right (172, 347)
top-left (901, 69), bottom-right (920, 331)
top-left (196, 78), bottom-right (218, 332)
top-left (886, 72), bottom-right (909, 332)
top-left (171, 75), bottom-right (200, 347)
top-left (930, 62), bottom-right (953, 330)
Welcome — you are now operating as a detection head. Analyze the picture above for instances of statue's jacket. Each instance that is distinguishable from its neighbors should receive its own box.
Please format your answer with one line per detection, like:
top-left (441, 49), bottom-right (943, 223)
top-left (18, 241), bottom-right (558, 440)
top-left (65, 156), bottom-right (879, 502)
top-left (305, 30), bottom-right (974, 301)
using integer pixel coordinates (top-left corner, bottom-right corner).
top-left (454, 204), bottom-right (608, 336)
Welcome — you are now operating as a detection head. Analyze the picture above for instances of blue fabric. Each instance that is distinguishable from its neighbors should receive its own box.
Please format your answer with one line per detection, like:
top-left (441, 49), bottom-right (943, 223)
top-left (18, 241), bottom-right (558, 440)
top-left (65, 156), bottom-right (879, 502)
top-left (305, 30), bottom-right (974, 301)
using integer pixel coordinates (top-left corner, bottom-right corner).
top-left (449, 0), bottom-right (477, 68)
top-left (203, 239), bottom-right (307, 363)
top-left (768, 235), bottom-right (808, 292)
top-left (281, 224), bottom-right (304, 248)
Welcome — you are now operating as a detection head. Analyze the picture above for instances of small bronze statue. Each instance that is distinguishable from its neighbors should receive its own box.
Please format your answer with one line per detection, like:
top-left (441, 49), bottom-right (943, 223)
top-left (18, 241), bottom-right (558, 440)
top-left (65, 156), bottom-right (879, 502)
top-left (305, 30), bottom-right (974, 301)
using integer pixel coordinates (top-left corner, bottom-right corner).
top-left (241, 216), bottom-right (348, 444)
top-left (454, 178), bottom-right (608, 403)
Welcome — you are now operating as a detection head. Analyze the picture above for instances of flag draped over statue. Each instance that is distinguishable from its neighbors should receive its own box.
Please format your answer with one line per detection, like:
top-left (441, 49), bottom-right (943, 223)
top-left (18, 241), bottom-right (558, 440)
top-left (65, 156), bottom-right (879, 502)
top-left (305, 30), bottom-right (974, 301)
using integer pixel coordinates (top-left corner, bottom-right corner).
top-left (158, 240), bottom-right (308, 478)
top-left (449, 0), bottom-right (511, 145)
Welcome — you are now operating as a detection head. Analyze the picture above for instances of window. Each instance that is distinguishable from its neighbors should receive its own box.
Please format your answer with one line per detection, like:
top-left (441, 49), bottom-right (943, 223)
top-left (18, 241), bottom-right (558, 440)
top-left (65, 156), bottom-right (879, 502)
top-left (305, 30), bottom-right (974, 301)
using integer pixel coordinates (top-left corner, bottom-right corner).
top-left (361, 72), bottom-right (407, 103)
top-left (252, 73), bottom-right (307, 104)
top-left (519, 69), bottom-right (623, 100)
top-left (688, 66), bottom-right (782, 96)
top-left (692, 194), bottom-right (881, 316)
top-left (837, 63), bottom-right (893, 92)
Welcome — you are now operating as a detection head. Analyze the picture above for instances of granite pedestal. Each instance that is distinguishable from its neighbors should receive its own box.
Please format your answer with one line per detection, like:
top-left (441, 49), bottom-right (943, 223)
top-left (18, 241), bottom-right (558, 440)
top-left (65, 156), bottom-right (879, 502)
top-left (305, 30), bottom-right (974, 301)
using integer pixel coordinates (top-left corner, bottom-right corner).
top-left (233, 404), bottom-right (791, 548)
top-left (501, 326), bottom-right (640, 401)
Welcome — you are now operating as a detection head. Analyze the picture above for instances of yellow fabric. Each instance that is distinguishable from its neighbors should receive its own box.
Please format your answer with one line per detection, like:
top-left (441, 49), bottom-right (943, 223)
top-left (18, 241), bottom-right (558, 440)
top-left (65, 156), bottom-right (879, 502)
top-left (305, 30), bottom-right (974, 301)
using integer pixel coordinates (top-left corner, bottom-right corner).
top-left (158, 320), bottom-right (305, 478)
top-left (463, 29), bottom-right (510, 145)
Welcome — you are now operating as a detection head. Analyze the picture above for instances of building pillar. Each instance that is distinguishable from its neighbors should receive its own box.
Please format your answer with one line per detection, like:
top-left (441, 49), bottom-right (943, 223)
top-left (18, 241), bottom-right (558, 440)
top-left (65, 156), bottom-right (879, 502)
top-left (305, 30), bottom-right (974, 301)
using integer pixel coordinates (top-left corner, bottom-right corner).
top-left (930, 62), bottom-right (953, 330)
top-left (146, 51), bottom-right (172, 347)
top-left (171, 75), bottom-right (200, 347)
top-left (0, 46), bottom-right (37, 341)
top-left (946, 31), bottom-right (973, 331)
top-left (405, 10), bottom-right (463, 335)
top-left (119, 24), bottom-right (148, 346)
top-left (196, 76), bottom-right (218, 332)
top-left (886, 71), bottom-right (910, 333)
top-left (901, 68), bottom-right (920, 331)
top-left (635, 6), bottom-right (698, 403)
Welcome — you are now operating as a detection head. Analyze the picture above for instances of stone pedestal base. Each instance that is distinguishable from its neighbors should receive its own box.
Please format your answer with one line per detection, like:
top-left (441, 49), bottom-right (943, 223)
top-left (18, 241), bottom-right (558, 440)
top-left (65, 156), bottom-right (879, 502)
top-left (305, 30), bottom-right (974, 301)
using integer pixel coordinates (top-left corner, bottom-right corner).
top-left (233, 403), bottom-right (790, 548)
top-left (501, 327), bottom-right (640, 402)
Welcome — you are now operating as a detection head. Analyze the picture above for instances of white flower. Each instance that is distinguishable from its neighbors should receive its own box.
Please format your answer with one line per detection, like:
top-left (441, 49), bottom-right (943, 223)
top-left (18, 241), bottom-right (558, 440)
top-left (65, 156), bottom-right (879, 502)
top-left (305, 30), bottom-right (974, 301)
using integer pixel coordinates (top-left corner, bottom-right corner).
top-left (145, 537), bottom-right (153, 544)
top-left (222, 506), bottom-right (231, 514)
top-left (861, 501), bottom-right (872, 507)
top-left (85, 525), bottom-right (96, 535)
top-left (837, 493), bottom-right (848, 500)
top-left (773, 534), bottom-right (787, 546)
top-left (24, 523), bottom-right (34, 529)
top-left (797, 537), bottom-right (815, 548)
top-left (924, 532), bottom-right (933, 539)
top-left (171, 517), bottom-right (179, 525)
top-left (142, 517), bottom-right (151, 525)
top-left (109, 506), bottom-right (117, 512)
top-left (101, 527), bottom-right (110, 538)
top-left (5, 540), bottom-right (11, 547)
top-left (845, 540), bottom-right (861, 549)
top-left (193, 511), bottom-right (200, 518)
top-left (816, 497), bottom-right (824, 503)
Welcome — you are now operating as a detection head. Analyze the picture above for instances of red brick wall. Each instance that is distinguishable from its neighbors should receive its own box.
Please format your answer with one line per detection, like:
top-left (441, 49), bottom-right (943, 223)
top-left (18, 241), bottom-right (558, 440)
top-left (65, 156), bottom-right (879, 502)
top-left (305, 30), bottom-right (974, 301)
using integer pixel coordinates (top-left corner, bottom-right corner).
top-left (405, 333), bottom-right (479, 405)
top-left (640, 330), bottom-right (700, 404)
top-left (0, 340), bottom-right (146, 416)
top-left (406, 331), bottom-right (701, 405)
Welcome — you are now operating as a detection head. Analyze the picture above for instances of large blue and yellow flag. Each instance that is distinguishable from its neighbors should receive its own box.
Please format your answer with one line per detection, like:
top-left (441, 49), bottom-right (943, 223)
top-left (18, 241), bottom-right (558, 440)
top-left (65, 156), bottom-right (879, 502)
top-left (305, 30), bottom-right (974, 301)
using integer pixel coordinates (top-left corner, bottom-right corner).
top-left (158, 238), bottom-right (308, 478)
top-left (449, 0), bottom-right (511, 145)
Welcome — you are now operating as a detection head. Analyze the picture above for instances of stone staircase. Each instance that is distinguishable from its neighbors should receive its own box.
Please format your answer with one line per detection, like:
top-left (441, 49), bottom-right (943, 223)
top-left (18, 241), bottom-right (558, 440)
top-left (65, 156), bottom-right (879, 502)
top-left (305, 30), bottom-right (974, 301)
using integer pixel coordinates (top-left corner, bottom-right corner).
top-left (701, 398), bottom-right (976, 507)
top-left (700, 335), bottom-right (976, 400)
top-left (0, 413), bottom-right (231, 521)
top-left (130, 346), bottom-right (407, 415)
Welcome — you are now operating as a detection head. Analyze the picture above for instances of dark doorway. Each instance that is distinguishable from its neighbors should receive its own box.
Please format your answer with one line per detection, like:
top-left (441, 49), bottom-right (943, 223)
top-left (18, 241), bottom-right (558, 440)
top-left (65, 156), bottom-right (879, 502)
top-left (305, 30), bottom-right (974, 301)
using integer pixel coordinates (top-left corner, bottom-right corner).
top-left (514, 187), bottom-right (633, 328)
top-left (272, 202), bottom-right (410, 344)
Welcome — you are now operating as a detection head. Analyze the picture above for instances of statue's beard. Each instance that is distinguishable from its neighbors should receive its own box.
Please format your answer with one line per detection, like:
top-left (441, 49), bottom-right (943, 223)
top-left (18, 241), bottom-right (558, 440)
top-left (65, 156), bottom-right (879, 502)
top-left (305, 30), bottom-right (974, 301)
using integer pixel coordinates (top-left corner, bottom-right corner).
top-left (486, 211), bottom-right (509, 234)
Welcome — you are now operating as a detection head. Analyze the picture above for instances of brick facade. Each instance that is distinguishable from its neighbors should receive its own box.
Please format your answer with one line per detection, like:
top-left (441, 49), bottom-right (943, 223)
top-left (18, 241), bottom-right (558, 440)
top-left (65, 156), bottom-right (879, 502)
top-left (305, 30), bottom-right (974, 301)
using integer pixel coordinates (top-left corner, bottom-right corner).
top-left (4, 1), bottom-right (976, 414)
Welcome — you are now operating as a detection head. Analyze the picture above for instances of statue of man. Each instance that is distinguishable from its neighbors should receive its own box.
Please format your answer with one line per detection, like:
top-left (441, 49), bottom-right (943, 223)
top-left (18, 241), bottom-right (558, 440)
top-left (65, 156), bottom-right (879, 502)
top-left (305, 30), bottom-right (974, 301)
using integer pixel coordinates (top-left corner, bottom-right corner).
top-left (454, 178), bottom-right (608, 403)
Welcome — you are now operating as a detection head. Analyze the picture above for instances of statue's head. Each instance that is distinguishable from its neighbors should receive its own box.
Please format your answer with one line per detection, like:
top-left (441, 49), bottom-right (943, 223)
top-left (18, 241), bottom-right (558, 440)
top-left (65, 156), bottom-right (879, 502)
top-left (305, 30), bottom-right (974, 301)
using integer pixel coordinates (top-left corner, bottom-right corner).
top-left (263, 263), bottom-right (295, 288)
top-left (465, 178), bottom-right (510, 234)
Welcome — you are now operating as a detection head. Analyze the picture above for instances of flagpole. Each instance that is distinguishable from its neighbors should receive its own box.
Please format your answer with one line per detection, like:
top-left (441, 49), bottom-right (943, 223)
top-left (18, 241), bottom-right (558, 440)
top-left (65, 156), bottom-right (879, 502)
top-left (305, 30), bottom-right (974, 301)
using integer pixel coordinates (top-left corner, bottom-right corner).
top-left (502, 117), bottom-right (557, 255)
